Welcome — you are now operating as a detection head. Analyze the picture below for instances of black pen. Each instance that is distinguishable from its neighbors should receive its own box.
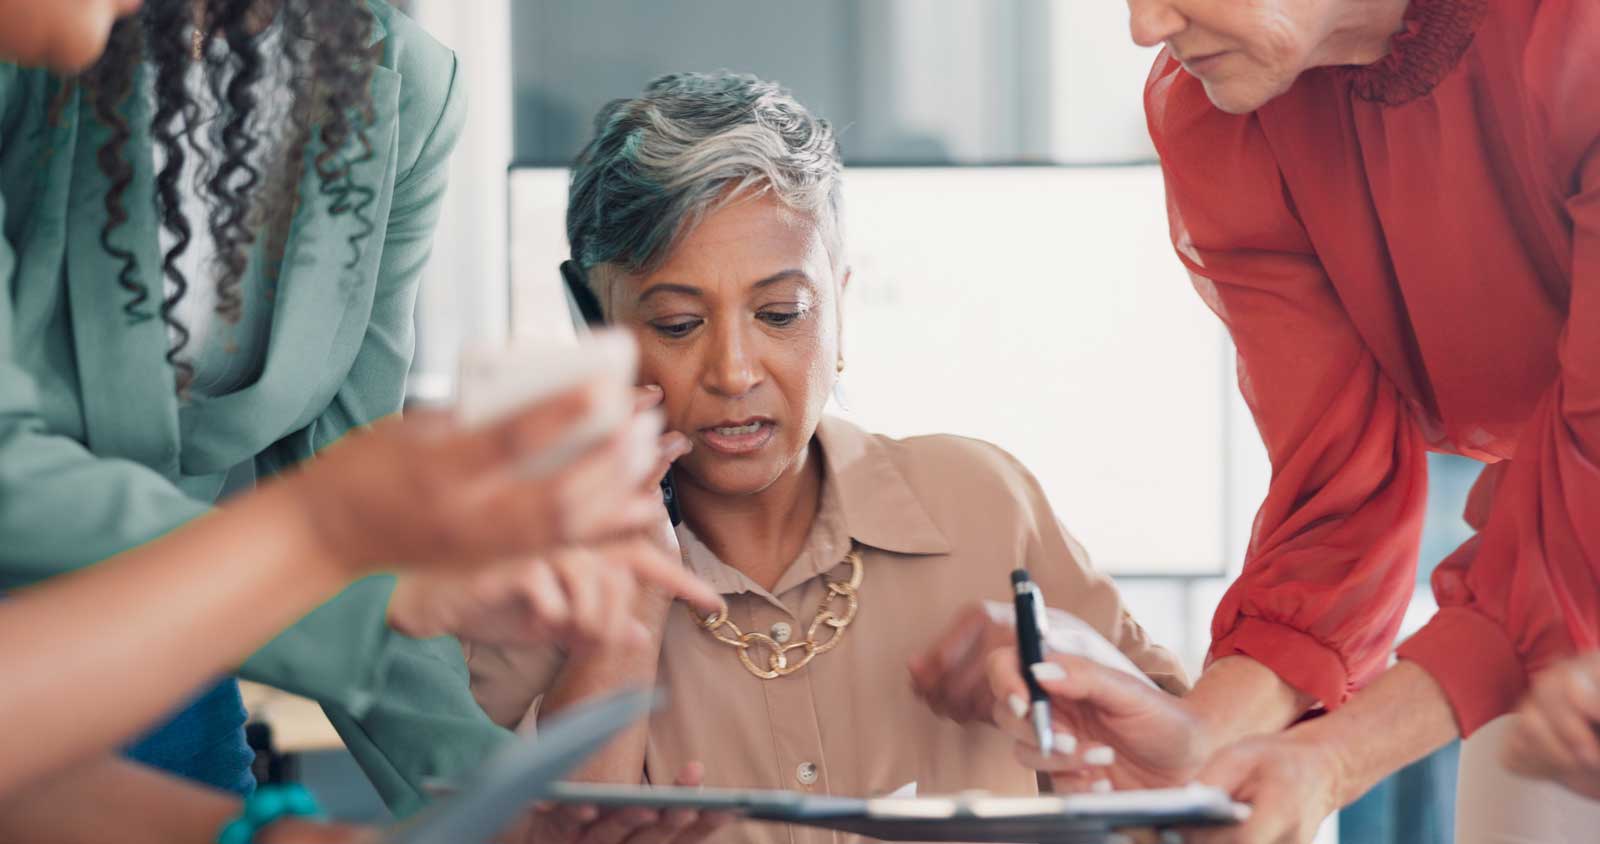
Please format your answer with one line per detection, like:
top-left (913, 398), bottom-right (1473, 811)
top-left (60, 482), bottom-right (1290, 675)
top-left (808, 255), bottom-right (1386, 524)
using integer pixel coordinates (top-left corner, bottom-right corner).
top-left (1011, 569), bottom-right (1053, 757)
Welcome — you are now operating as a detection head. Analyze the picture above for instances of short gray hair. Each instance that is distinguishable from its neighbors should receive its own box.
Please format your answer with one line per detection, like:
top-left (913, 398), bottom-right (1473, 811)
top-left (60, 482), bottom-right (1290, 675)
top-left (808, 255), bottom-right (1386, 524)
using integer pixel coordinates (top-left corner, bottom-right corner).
top-left (566, 72), bottom-right (844, 306)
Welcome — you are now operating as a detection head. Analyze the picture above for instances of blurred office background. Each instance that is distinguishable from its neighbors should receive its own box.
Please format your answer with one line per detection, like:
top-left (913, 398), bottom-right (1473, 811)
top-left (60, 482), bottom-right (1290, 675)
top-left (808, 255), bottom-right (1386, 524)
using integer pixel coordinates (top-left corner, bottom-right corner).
top-left (257, 3), bottom-right (1481, 840)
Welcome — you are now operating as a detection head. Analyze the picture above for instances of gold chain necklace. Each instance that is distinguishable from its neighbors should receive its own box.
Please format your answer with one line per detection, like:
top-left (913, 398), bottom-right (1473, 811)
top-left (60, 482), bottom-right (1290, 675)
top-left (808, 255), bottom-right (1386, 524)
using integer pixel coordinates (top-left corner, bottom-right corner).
top-left (689, 546), bottom-right (864, 680)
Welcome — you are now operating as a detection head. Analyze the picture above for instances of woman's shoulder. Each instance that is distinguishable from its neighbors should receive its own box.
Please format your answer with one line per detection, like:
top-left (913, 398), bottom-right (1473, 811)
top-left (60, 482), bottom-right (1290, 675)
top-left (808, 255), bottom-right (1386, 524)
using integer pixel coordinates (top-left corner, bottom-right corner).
top-left (838, 421), bottom-right (1050, 525)
top-left (368, 1), bottom-right (466, 177)
top-left (371, 0), bottom-right (456, 76)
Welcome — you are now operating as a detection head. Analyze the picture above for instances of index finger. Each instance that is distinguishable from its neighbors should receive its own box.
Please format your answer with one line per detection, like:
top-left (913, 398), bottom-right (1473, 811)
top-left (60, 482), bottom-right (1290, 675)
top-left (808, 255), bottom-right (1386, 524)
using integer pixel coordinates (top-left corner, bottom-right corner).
top-left (616, 540), bottom-right (720, 612)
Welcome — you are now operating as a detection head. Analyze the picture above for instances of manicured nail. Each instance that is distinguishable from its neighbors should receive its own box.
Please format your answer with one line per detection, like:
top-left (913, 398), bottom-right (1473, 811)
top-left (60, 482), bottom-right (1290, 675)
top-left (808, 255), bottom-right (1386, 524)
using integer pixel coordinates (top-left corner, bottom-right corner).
top-left (1031, 662), bottom-right (1067, 682)
top-left (1091, 779), bottom-right (1113, 794)
top-left (1007, 694), bottom-right (1028, 720)
top-left (1084, 746), bottom-right (1115, 766)
top-left (1053, 732), bottom-right (1078, 755)
top-left (643, 384), bottom-right (663, 392)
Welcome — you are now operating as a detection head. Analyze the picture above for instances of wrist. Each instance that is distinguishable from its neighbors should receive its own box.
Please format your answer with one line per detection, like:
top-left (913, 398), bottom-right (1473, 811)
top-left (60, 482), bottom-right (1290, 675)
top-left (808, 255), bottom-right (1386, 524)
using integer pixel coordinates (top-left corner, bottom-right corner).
top-left (273, 464), bottom-right (382, 581)
top-left (1282, 722), bottom-right (1356, 810)
top-left (258, 820), bottom-right (373, 844)
top-left (246, 479), bottom-right (359, 589)
top-left (217, 784), bottom-right (325, 844)
top-left (1173, 696), bottom-right (1226, 775)
top-left (385, 574), bottom-right (452, 639)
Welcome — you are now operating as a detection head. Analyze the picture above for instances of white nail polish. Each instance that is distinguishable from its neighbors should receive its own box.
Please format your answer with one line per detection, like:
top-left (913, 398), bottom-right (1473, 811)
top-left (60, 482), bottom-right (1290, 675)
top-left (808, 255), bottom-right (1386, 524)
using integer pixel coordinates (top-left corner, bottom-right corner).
top-left (1030, 662), bottom-right (1067, 682)
top-left (1084, 746), bottom-right (1115, 766)
top-left (1007, 694), bottom-right (1029, 720)
top-left (1091, 779), bottom-right (1113, 794)
top-left (1053, 732), bottom-right (1078, 755)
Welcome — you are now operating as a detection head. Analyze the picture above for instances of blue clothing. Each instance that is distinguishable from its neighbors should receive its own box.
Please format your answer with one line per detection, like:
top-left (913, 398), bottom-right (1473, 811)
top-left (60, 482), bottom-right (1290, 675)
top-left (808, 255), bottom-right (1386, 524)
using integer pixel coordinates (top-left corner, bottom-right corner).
top-left (125, 679), bottom-right (256, 796)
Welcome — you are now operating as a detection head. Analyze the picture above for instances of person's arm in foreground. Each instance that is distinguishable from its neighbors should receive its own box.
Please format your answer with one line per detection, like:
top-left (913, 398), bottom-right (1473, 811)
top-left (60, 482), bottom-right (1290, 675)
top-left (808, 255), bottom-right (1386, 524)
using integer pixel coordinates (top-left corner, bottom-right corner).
top-left (0, 386), bottom-right (712, 798)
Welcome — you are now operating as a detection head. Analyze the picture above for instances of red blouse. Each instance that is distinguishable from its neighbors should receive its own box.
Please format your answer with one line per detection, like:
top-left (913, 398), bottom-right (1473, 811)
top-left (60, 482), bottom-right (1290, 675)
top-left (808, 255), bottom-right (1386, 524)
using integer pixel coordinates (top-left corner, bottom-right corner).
top-left (1147, 0), bottom-right (1600, 734)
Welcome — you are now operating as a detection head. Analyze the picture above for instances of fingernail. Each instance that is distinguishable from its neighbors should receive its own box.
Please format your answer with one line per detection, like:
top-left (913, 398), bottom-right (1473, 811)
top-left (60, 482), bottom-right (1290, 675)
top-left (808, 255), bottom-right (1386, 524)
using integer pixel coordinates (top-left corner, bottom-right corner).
top-left (1007, 694), bottom-right (1028, 720)
top-left (1053, 731), bottom-right (1078, 755)
top-left (1091, 779), bottom-right (1113, 794)
top-left (1031, 662), bottom-right (1067, 682)
top-left (1084, 746), bottom-right (1115, 766)
top-left (643, 384), bottom-right (663, 393)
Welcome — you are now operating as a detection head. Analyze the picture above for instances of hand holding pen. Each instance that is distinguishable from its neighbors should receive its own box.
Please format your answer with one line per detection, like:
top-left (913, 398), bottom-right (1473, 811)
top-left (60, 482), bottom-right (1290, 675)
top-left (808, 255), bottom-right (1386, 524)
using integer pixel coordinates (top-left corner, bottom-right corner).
top-left (991, 571), bottom-right (1205, 794)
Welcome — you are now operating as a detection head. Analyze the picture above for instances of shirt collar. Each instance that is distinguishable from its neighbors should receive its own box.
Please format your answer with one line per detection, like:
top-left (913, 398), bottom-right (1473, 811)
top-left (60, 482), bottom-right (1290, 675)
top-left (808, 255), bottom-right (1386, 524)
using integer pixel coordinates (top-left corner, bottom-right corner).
top-left (816, 415), bottom-right (950, 557)
top-left (676, 415), bottom-right (951, 602)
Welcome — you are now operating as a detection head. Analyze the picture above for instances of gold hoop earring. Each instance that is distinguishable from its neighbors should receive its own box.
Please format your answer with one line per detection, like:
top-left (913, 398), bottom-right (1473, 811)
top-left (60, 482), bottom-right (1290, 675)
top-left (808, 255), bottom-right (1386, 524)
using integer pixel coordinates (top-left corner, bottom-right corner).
top-left (836, 358), bottom-right (846, 374)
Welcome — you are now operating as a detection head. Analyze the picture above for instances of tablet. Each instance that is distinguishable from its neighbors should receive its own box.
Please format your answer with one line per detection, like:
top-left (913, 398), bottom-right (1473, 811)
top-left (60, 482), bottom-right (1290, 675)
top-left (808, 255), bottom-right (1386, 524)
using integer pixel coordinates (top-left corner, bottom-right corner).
top-left (382, 688), bottom-right (656, 844)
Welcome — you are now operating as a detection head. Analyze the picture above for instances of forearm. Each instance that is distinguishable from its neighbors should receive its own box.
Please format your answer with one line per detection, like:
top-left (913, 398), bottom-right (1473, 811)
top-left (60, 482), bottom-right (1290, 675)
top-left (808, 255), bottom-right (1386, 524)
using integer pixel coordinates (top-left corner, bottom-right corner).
top-left (0, 480), bottom-right (348, 795)
top-left (0, 756), bottom-right (359, 844)
top-left (1183, 655), bottom-right (1317, 759)
top-left (1289, 659), bottom-right (1459, 806)
top-left (539, 594), bottom-right (674, 783)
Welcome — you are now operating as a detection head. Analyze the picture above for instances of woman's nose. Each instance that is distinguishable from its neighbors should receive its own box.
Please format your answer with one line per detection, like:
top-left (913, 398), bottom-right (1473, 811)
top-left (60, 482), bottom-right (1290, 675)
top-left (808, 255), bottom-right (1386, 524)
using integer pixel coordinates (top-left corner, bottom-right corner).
top-left (1127, 0), bottom-right (1187, 47)
top-left (703, 324), bottom-right (763, 398)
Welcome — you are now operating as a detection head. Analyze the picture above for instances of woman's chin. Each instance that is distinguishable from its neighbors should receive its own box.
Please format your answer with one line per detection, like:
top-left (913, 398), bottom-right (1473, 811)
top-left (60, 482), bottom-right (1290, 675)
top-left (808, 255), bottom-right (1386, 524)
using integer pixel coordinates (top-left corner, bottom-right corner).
top-left (675, 460), bottom-right (785, 500)
top-left (1199, 77), bottom-right (1278, 115)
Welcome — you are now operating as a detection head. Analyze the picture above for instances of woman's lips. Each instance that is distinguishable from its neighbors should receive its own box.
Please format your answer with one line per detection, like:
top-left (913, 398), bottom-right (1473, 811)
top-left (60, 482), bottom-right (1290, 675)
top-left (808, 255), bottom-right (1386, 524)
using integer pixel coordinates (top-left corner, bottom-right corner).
top-left (698, 419), bottom-right (776, 456)
top-left (1180, 50), bottom-right (1229, 75)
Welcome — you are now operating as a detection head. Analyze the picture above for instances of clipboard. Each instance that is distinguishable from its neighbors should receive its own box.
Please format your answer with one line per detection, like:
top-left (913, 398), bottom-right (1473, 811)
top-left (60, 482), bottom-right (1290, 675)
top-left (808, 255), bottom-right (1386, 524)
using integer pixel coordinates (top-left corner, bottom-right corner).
top-left (381, 688), bottom-right (656, 844)
top-left (539, 781), bottom-right (1248, 843)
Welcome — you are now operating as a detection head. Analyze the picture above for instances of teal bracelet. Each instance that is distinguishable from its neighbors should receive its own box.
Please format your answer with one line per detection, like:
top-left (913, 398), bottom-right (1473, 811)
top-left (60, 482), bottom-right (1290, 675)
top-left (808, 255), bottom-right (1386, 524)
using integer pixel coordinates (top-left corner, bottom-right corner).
top-left (217, 784), bottom-right (324, 844)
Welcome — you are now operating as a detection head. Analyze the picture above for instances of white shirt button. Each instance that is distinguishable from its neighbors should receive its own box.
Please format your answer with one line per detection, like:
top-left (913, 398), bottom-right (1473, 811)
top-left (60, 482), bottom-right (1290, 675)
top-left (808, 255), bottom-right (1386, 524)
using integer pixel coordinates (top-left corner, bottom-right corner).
top-left (796, 762), bottom-right (819, 785)
top-left (771, 622), bottom-right (793, 643)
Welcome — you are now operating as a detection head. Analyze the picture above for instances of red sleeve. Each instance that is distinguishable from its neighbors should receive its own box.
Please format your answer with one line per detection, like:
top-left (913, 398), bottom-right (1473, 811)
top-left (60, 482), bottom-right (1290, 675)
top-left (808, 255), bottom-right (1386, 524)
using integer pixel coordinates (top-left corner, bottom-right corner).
top-left (1395, 0), bottom-right (1600, 734)
top-left (1145, 55), bottom-right (1430, 711)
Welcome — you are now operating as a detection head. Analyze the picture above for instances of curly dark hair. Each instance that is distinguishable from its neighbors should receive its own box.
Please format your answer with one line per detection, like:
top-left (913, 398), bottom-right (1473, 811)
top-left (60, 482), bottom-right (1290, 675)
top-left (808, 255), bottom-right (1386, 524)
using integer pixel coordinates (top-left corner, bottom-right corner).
top-left (74, 0), bottom-right (379, 394)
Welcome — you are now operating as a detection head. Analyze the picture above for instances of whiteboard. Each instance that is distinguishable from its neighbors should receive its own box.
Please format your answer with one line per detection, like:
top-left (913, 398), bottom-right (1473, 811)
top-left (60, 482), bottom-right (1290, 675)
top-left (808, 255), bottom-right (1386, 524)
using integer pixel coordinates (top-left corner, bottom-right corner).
top-left (509, 166), bottom-right (1259, 575)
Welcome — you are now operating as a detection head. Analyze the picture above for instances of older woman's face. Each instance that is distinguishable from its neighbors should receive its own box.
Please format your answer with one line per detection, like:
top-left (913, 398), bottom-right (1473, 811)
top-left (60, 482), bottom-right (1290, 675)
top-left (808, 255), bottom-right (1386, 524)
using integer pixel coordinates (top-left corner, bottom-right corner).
top-left (1127, 0), bottom-right (1343, 113)
top-left (0, 0), bottom-right (142, 73)
top-left (607, 195), bottom-right (841, 499)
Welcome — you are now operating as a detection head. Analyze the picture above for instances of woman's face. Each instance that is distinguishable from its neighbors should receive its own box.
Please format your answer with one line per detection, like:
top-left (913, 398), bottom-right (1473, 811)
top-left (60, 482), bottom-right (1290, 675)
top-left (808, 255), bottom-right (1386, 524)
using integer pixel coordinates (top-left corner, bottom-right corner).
top-left (606, 194), bottom-right (842, 500)
top-left (0, 0), bottom-right (143, 74)
top-left (1126, 0), bottom-right (1354, 114)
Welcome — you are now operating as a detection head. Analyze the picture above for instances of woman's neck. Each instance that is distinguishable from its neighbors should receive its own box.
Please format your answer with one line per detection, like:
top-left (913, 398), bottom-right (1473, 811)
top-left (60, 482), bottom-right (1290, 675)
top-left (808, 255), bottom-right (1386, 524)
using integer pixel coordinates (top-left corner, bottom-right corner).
top-left (1312, 0), bottom-right (1411, 68)
top-left (678, 445), bottom-right (825, 594)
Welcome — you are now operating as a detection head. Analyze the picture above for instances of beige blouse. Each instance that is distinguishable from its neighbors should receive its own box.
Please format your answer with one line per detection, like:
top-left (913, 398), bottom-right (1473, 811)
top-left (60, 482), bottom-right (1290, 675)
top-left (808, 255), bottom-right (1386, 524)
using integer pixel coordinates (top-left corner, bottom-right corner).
top-left (467, 416), bottom-right (1188, 844)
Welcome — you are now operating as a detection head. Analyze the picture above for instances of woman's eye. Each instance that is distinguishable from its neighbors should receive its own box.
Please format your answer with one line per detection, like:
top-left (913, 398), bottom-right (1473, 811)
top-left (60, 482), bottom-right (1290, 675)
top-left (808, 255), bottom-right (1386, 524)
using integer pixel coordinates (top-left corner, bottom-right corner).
top-left (651, 318), bottom-right (702, 338)
top-left (758, 310), bottom-right (802, 327)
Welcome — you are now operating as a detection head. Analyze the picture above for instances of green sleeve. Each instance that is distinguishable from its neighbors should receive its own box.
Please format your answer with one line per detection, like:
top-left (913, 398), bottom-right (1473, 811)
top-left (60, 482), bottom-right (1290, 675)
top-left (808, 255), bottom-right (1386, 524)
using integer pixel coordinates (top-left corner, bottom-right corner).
top-left (241, 50), bottom-right (510, 814)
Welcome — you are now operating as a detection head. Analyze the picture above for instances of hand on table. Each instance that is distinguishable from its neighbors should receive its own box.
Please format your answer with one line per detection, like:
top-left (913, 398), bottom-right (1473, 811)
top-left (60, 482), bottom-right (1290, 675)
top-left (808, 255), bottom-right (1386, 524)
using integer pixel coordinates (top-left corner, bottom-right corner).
top-left (1503, 651), bottom-right (1600, 800)
top-left (986, 649), bottom-right (1207, 792)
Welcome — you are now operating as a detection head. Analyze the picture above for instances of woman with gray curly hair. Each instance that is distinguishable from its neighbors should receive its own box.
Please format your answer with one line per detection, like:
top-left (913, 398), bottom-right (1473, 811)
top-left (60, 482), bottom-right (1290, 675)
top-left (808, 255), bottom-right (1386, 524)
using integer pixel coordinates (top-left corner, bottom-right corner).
top-left (467, 71), bottom-right (1188, 844)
